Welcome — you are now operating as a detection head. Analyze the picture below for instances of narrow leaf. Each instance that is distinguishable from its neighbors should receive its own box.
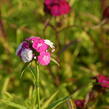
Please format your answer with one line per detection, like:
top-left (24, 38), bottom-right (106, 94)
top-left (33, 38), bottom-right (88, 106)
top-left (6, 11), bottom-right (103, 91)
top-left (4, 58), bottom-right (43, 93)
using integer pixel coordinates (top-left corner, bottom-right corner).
top-left (42, 91), bottom-right (58, 109)
top-left (20, 62), bottom-right (30, 78)
top-left (67, 100), bottom-right (76, 109)
top-left (51, 58), bottom-right (60, 66)
top-left (47, 96), bottom-right (71, 109)
top-left (0, 100), bottom-right (27, 109)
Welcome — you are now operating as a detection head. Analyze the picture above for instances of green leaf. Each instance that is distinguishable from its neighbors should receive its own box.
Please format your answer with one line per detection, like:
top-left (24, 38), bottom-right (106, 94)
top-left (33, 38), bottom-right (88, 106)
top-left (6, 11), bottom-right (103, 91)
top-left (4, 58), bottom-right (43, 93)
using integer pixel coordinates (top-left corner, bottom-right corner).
top-left (47, 96), bottom-right (71, 109)
top-left (29, 66), bottom-right (36, 84)
top-left (67, 100), bottom-right (76, 109)
top-left (0, 99), bottom-right (27, 109)
top-left (20, 62), bottom-right (30, 78)
top-left (51, 58), bottom-right (60, 66)
top-left (42, 91), bottom-right (58, 109)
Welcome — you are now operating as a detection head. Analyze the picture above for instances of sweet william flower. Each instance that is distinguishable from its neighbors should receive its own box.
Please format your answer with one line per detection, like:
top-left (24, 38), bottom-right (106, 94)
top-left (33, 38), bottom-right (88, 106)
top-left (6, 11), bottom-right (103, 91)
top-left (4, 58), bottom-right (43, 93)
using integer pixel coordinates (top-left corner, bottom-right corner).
top-left (74, 100), bottom-right (85, 109)
top-left (38, 52), bottom-right (51, 66)
top-left (51, 5), bottom-right (61, 16)
top-left (44, 0), bottom-right (70, 16)
top-left (32, 39), bottom-right (48, 53)
top-left (44, 0), bottom-right (63, 6)
top-left (97, 75), bottom-right (109, 88)
top-left (27, 37), bottom-right (49, 53)
top-left (16, 36), bottom-right (55, 66)
top-left (59, 1), bottom-right (70, 15)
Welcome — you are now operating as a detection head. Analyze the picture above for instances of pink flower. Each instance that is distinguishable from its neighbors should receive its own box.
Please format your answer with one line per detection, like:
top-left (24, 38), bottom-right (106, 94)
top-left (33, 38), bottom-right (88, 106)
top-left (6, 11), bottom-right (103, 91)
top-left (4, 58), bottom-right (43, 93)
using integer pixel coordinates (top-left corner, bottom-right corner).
top-left (44, 0), bottom-right (70, 16)
top-left (16, 36), bottom-right (54, 65)
top-left (38, 52), bottom-right (50, 66)
top-left (45, 0), bottom-right (63, 5)
top-left (44, 0), bottom-right (53, 5)
top-left (60, 1), bottom-right (70, 15)
top-left (51, 5), bottom-right (61, 16)
top-left (27, 37), bottom-right (48, 53)
top-left (97, 75), bottom-right (109, 88)
top-left (32, 39), bottom-right (48, 53)
top-left (74, 100), bottom-right (85, 109)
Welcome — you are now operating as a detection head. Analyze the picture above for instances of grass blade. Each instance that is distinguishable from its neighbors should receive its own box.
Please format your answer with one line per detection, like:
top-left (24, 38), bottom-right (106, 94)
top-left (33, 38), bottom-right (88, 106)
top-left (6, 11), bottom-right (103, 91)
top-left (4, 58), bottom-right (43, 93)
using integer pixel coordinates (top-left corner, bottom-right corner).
top-left (42, 91), bottom-right (58, 109)
top-left (47, 96), bottom-right (71, 109)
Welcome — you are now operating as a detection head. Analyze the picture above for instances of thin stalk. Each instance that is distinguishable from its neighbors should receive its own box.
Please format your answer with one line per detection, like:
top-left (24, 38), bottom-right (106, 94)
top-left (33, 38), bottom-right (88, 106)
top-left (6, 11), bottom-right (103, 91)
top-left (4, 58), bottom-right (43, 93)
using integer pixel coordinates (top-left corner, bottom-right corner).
top-left (36, 65), bottom-right (40, 109)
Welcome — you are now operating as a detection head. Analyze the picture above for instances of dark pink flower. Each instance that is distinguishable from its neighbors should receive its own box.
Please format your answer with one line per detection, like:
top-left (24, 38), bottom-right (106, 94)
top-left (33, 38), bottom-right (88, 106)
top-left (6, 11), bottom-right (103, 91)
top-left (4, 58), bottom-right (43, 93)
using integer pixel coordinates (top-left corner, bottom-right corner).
top-left (44, 0), bottom-right (53, 5)
top-left (32, 39), bottom-right (48, 53)
top-left (74, 100), bottom-right (85, 109)
top-left (103, 6), bottom-right (109, 19)
top-left (60, 1), bottom-right (70, 15)
top-left (44, 0), bottom-right (70, 16)
top-left (51, 5), bottom-right (61, 16)
top-left (97, 75), bottom-right (109, 88)
top-left (27, 37), bottom-right (49, 53)
top-left (38, 52), bottom-right (51, 65)
top-left (45, 0), bottom-right (65, 5)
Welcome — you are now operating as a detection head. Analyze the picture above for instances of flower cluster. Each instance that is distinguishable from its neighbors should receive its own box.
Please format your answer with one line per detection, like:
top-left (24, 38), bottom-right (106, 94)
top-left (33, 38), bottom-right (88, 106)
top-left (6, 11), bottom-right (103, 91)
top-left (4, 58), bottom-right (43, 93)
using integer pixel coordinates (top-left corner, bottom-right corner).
top-left (96, 75), bottom-right (109, 88)
top-left (74, 100), bottom-right (85, 109)
top-left (44, 0), bottom-right (70, 16)
top-left (16, 37), bottom-right (55, 66)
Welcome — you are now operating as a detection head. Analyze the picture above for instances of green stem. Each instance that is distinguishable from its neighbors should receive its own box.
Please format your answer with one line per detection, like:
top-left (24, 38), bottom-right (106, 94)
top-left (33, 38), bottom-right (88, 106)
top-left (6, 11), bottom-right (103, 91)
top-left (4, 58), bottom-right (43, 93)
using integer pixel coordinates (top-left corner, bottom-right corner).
top-left (36, 65), bottom-right (40, 109)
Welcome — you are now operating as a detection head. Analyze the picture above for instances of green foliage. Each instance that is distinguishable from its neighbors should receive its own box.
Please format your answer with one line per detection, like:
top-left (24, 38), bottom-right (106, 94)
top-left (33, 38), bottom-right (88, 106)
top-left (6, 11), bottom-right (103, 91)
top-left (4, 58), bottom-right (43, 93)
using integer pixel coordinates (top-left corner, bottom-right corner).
top-left (0, 0), bottom-right (109, 109)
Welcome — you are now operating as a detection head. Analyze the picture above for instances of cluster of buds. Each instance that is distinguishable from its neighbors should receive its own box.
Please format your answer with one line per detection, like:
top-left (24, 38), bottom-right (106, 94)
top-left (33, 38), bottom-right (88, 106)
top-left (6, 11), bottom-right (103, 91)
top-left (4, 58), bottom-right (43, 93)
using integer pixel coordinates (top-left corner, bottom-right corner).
top-left (16, 37), bottom-right (55, 66)
top-left (44, 0), bottom-right (70, 16)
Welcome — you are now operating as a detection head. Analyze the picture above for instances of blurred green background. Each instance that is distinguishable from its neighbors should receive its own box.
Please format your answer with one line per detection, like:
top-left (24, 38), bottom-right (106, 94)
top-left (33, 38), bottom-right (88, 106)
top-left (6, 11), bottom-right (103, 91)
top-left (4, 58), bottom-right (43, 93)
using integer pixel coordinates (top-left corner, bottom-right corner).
top-left (0, 0), bottom-right (109, 109)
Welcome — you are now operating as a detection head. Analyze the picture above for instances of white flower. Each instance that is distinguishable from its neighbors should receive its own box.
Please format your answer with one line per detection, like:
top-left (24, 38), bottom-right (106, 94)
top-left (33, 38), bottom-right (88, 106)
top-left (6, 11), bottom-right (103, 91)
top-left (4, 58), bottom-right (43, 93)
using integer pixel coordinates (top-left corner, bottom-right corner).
top-left (44, 40), bottom-right (55, 52)
top-left (16, 43), bottom-right (23, 55)
top-left (21, 49), bottom-right (33, 63)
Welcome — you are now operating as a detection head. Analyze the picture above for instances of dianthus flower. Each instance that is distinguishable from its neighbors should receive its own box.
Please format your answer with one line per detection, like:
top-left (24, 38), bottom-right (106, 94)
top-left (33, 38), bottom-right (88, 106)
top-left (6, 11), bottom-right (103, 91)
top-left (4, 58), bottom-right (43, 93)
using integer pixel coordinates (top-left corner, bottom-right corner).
top-left (16, 36), bottom-right (55, 66)
top-left (97, 75), bottom-right (109, 88)
top-left (44, 0), bottom-right (70, 16)
top-left (74, 100), bottom-right (85, 109)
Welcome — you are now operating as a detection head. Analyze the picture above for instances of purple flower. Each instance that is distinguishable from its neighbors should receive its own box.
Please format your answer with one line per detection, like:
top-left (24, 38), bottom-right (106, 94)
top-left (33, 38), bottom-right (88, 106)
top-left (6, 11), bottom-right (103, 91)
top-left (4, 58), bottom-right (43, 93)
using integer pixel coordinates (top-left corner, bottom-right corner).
top-left (44, 0), bottom-right (70, 16)
top-left (97, 75), bottom-right (109, 88)
top-left (74, 100), bottom-right (85, 109)
top-left (16, 41), bottom-right (29, 57)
